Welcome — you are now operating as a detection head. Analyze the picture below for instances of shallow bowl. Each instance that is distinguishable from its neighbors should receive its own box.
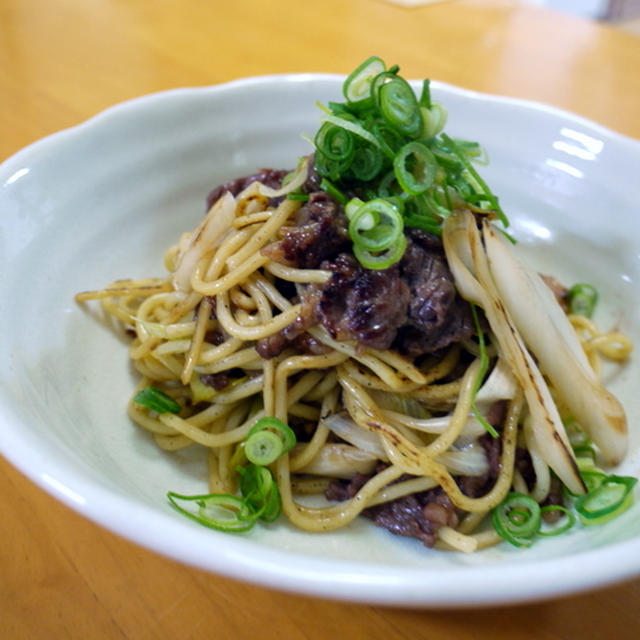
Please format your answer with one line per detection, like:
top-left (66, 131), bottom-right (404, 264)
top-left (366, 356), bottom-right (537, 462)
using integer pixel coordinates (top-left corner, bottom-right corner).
top-left (1, 74), bottom-right (640, 607)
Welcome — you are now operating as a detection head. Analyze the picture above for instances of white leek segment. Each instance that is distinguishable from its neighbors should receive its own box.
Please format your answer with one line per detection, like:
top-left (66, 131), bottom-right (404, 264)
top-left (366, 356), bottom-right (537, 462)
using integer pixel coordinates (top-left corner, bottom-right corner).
top-left (321, 411), bottom-right (387, 459)
top-left (172, 191), bottom-right (236, 291)
top-left (292, 443), bottom-right (378, 479)
top-left (443, 211), bottom-right (586, 495)
top-left (321, 411), bottom-right (489, 477)
top-left (482, 222), bottom-right (627, 465)
top-left (475, 357), bottom-right (518, 408)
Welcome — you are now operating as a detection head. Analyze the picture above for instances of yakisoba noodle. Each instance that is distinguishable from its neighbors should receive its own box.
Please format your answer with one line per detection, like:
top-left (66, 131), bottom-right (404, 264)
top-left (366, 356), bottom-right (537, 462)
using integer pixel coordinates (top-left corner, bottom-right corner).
top-left (77, 57), bottom-right (635, 551)
top-left (76, 179), bottom-right (631, 553)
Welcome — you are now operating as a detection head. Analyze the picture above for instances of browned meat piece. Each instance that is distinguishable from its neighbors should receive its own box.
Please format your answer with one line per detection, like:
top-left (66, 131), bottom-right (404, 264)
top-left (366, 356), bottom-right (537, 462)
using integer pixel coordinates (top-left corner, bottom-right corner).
top-left (315, 253), bottom-right (410, 351)
top-left (209, 170), bottom-right (476, 361)
top-left (261, 192), bottom-right (350, 269)
top-left (205, 168), bottom-right (289, 210)
top-left (325, 408), bottom-right (507, 549)
top-left (326, 472), bottom-right (459, 548)
top-left (401, 230), bottom-right (457, 331)
top-left (199, 372), bottom-right (231, 391)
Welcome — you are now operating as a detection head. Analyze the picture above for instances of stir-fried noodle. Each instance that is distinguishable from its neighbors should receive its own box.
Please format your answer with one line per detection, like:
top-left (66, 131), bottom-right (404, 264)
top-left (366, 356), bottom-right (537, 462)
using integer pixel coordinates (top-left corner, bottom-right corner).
top-left (76, 184), bottom-right (631, 552)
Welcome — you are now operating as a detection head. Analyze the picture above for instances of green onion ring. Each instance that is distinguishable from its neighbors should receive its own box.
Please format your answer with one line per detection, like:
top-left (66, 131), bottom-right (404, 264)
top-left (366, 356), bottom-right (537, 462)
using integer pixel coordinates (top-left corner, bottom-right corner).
top-left (350, 143), bottom-right (384, 181)
top-left (567, 283), bottom-right (599, 318)
top-left (314, 122), bottom-right (355, 162)
top-left (239, 464), bottom-right (282, 522)
top-left (378, 77), bottom-right (421, 137)
top-left (575, 475), bottom-right (637, 525)
top-left (343, 55), bottom-right (386, 104)
top-left (538, 505), bottom-right (576, 537)
top-left (245, 430), bottom-right (283, 466)
top-left (167, 492), bottom-right (256, 532)
top-left (245, 416), bottom-right (296, 466)
top-left (353, 233), bottom-right (407, 270)
top-left (348, 198), bottom-right (404, 253)
top-left (491, 492), bottom-right (541, 547)
top-left (393, 141), bottom-right (438, 196)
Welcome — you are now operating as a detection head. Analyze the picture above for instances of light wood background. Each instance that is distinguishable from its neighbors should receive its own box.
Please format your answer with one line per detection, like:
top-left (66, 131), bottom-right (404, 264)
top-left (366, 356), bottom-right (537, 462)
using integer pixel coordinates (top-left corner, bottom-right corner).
top-left (2, 1), bottom-right (640, 638)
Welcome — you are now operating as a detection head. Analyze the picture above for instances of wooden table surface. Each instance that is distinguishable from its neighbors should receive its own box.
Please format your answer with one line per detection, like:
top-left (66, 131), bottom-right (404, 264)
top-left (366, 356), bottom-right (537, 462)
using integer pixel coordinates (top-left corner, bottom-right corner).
top-left (2, 0), bottom-right (640, 637)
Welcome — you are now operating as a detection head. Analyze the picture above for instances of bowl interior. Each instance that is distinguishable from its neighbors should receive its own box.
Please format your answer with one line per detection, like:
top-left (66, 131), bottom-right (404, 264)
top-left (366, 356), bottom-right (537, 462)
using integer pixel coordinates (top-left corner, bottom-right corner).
top-left (1, 75), bottom-right (640, 605)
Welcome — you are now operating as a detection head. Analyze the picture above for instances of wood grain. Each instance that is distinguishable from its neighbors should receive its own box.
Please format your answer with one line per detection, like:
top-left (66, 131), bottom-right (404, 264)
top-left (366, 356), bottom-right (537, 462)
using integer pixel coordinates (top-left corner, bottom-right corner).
top-left (2, 1), bottom-right (640, 637)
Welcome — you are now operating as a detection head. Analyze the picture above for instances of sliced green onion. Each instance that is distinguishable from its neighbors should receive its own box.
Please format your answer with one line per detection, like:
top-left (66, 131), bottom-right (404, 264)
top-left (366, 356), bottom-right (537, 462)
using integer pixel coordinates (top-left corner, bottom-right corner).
top-left (567, 422), bottom-right (589, 447)
top-left (575, 475), bottom-right (637, 525)
top-left (393, 141), bottom-right (437, 196)
top-left (419, 79), bottom-right (432, 109)
top-left (574, 444), bottom-right (597, 470)
top-left (321, 113), bottom-right (381, 149)
top-left (134, 386), bottom-right (181, 414)
top-left (343, 55), bottom-right (386, 104)
top-left (312, 58), bottom-right (512, 269)
top-left (245, 416), bottom-right (296, 465)
top-left (314, 122), bottom-right (355, 162)
top-left (378, 77), bottom-right (421, 137)
top-left (350, 143), bottom-right (385, 181)
top-left (538, 505), bottom-right (576, 537)
top-left (167, 492), bottom-right (256, 532)
top-left (371, 120), bottom-right (405, 160)
top-left (420, 103), bottom-right (448, 139)
top-left (245, 430), bottom-right (283, 466)
top-left (349, 198), bottom-right (404, 253)
top-left (370, 70), bottom-right (400, 106)
top-left (469, 304), bottom-right (499, 438)
top-left (286, 193), bottom-right (310, 202)
top-left (440, 133), bottom-right (509, 227)
top-left (417, 191), bottom-right (451, 221)
top-left (313, 149), bottom-right (351, 181)
top-left (492, 492), bottom-right (541, 547)
top-left (567, 283), bottom-right (598, 318)
top-left (402, 212), bottom-right (442, 235)
top-left (377, 169), bottom-right (402, 197)
top-left (429, 141), bottom-right (462, 169)
top-left (580, 469), bottom-right (608, 492)
top-left (353, 233), bottom-right (407, 270)
top-left (238, 464), bottom-right (281, 522)
top-left (345, 197), bottom-right (366, 220)
top-left (319, 177), bottom-right (348, 205)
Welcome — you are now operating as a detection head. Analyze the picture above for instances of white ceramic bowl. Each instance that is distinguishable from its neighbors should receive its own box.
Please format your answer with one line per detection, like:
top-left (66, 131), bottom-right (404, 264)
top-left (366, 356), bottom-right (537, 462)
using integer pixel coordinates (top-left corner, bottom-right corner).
top-left (1, 75), bottom-right (640, 607)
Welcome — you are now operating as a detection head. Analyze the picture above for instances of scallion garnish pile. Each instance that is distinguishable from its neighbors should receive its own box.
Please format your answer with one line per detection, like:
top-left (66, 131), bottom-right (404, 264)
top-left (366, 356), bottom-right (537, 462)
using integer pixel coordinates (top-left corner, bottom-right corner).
top-left (307, 55), bottom-right (508, 269)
